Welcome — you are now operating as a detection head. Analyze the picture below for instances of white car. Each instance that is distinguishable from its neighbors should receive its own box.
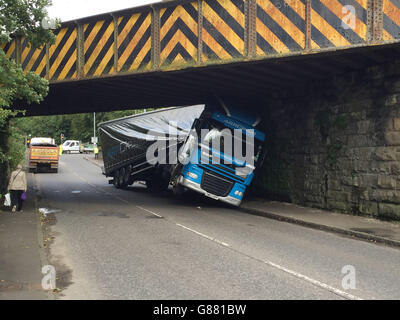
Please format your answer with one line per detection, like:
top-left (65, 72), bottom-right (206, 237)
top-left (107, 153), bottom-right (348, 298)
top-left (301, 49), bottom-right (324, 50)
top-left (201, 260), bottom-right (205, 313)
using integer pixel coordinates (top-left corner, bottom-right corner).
top-left (62, 140), bottom-right (80, 154)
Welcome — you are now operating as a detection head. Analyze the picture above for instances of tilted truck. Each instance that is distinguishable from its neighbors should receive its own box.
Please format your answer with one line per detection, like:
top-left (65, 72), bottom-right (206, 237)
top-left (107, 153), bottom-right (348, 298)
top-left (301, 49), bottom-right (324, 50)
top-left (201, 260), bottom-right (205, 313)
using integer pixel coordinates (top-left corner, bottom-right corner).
top-left (29, 137), bottom-right (59, 173)
top-left (98, 98), bottom-right (266, 206)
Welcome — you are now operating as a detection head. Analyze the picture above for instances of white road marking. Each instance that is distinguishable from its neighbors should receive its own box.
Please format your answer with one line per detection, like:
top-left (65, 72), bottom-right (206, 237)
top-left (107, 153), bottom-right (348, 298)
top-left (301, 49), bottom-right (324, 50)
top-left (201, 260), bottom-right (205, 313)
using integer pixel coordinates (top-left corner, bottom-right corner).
top-left (176, 224), bottom-right (230, 247)
top-left (175, 221), bottom-right (362, 300)
top-left (261, 260), bottom-right (362, 300)
top-left (136, 206), bottom-right (163, 218)
top-left (73, 157), bottom-right (364, 299)
top-left (114, 195), bottom-right (130, 204)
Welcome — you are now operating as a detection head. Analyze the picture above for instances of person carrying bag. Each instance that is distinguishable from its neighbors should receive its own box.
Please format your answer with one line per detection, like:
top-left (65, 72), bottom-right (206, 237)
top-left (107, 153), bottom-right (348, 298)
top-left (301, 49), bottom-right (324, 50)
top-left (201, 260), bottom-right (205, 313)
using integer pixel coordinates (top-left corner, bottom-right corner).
top-left (7, 164), bottom-right (27, 213)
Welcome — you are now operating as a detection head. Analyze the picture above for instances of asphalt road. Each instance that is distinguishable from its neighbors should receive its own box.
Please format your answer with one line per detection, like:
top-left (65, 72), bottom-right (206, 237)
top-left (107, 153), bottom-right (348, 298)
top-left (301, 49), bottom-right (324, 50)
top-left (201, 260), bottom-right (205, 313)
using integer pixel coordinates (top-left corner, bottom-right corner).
top-left (33, 154), bottom-right (400, 300)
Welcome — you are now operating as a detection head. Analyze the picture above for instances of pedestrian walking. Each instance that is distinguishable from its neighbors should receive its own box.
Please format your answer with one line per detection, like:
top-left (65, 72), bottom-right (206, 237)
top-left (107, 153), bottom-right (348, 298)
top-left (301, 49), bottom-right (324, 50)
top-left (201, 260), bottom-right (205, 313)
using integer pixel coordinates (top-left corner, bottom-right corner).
top-left (7, 164), bottom-right (27, 213)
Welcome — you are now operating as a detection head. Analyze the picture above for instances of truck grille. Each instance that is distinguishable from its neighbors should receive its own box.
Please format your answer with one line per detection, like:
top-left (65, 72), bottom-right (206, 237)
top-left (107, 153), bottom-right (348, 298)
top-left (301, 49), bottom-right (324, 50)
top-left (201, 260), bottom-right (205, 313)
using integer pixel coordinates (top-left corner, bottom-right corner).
top-left (201, 171), bottom-right (233, 197)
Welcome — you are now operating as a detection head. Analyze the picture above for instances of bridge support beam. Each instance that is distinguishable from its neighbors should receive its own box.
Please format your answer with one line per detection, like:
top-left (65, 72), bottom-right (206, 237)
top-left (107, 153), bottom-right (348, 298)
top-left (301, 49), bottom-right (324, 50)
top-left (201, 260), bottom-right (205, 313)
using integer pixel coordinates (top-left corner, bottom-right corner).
top-left (4, 0), bottom-right (398, 84)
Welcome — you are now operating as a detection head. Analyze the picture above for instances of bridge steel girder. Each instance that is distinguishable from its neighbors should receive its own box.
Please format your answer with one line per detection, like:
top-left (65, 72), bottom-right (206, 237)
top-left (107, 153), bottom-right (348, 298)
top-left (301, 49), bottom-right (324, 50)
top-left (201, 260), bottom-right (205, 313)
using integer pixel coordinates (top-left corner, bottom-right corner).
top-left (2, 0), bottom-right (400, 115)
top-left (4, 0), bottom-right (399, 82)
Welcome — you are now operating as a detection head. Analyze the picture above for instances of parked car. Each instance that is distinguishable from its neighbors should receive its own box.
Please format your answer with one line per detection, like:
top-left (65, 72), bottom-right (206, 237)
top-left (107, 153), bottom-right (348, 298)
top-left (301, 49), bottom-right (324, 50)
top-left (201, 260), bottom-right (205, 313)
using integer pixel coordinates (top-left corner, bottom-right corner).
top-left (62, 140), bottom-right (80, 154)
top-left (80, 143), bottom-right (94, 154)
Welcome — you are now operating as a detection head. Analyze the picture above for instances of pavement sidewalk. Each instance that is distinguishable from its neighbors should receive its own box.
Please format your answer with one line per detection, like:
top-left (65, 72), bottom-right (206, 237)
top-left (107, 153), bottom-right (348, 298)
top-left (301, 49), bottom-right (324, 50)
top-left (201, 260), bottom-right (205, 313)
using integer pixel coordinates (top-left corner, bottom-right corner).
top-left (0, 173), bottom-right (50, 300)
top-left (240, 200), bottom-right (400, 247)
top-left (83, 155), bottom-right (400, 248)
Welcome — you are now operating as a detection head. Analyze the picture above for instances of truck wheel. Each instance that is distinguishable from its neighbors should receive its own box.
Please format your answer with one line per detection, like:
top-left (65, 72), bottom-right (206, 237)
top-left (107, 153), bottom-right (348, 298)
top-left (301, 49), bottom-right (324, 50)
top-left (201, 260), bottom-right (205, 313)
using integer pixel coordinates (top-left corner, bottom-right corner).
top-left (123, 166), bottom-right (131, 185)
top-left (146, 179), bottom-right (156, 192)
top-left (113, 171), bottom-right (121, 189)
top-left (119, 168), bottom-right (127, 188)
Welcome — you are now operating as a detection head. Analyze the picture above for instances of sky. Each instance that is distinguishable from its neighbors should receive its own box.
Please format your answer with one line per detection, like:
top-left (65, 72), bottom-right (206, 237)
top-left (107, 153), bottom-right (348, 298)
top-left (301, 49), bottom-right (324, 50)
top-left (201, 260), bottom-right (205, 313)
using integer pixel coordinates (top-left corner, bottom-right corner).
top-left (47, 0), bottom-right (155, 22)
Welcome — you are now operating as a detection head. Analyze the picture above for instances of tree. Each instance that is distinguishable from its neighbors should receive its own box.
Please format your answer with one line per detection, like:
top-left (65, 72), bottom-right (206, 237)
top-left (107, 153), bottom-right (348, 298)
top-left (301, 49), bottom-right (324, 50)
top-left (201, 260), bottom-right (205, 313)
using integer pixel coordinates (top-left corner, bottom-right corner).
top-left (11, 109), bottom-right (148, 146)
top-left (0, 0), bottom-right (57, 110)
top-left (0, 0), bottom-right (57, 193)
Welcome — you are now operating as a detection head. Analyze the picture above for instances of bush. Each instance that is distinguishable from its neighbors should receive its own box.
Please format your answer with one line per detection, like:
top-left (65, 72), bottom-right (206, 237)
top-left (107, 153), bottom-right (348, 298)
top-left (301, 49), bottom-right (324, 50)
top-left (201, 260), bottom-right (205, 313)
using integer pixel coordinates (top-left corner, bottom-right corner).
top-left (8, 127), bottom-right (26, 170)
top-left (0, 120), bottom-right (26, 198)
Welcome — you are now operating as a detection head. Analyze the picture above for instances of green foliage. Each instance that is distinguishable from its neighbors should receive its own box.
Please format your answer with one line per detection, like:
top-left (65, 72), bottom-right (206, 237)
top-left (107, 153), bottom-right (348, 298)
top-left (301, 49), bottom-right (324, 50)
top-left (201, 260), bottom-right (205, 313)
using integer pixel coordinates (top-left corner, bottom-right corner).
top-left (7, 124), bottom-right (26, 170)
top-left (1, 0), bottom-right (56, 109)
top-left (0, 0), bottom-right (56, 193)
top-left (0, 108), bottom-right (20, 128)
top-left (12, 114), bottom-right (70, 144)
top-left (11, 110), bottom-right (149, 145)
top-left (0, 49), bottom-right (50, 108)
top-left (0, 119), bottom-right (25, 196)
top-left (0, 0), bottom-right (57, 46)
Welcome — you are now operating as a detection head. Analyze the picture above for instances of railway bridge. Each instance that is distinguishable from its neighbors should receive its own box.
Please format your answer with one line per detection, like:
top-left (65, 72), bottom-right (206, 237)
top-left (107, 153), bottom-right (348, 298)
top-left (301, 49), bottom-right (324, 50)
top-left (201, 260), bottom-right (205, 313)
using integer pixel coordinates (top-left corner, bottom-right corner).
top-left (1, 0), bottom-right (400, 116)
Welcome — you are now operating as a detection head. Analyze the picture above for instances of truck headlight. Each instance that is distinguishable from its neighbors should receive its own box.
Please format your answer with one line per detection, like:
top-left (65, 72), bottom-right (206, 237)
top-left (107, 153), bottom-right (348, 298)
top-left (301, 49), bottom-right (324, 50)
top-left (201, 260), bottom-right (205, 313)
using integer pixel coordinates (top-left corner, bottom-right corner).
top-left (187, 172), bottom-right (198, 180)
top-left (234, 190), bottom-right (243, 197)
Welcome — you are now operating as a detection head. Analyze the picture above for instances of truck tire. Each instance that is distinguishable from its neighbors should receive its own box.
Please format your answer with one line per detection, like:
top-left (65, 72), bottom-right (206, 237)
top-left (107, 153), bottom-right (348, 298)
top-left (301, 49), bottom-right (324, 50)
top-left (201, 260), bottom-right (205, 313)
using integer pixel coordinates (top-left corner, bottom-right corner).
top-left (119, 168), bottom-right (128, 189)
top-left (113, 171), bottom-right (121, 189)
top-left (145, 179), bottom-right (154, 192)
top-left (123, 166), bottom-right (131, 186)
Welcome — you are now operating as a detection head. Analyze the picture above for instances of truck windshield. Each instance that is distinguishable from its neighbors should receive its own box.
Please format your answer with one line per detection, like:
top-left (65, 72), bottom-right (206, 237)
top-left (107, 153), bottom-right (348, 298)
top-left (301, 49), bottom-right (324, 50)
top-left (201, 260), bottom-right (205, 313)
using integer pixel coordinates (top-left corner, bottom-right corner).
top-left (31, 142), bottom-right (58, 147)
top-left (200, 118), bottom-right (264, 166)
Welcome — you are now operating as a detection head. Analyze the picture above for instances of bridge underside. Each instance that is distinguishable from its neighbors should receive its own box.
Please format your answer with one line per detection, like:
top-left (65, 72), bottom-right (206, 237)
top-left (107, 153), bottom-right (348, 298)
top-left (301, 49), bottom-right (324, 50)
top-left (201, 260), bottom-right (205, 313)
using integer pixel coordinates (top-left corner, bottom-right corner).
top-left (23, 43), bottom-right (400, 116)
top-left (2, 0), bottom-right (399, 116)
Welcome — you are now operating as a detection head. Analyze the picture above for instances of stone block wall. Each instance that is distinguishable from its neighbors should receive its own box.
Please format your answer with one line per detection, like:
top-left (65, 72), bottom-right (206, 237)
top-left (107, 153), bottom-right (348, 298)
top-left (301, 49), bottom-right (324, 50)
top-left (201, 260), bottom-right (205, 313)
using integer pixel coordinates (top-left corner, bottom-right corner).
top-left (251, 59), bottom-right (400, 220)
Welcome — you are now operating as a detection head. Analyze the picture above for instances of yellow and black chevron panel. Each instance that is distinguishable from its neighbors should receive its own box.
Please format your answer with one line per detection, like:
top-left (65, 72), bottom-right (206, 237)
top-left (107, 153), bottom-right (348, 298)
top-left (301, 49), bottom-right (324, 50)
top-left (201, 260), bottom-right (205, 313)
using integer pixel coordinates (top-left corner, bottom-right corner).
top-left (202, 0), bottom-right (245, 61)
top-left (49, 26), bottom-right (77, 81)
top-left (84, 19), bottom-right (115, 77)
top-left (160, 2), bottom-right (198, 67)
top-left (256, 0), bottom-right (306, 55)
top-left (383, 0), bottom-right (400, 41)
top-left (117, 12), bottom-right (152, 72)
top-left (1, 40), bottom-right (16, 61)
top-left (21, 38), bottom-right (47, 77)
top-left (310, 0), bottom-right (367, 49)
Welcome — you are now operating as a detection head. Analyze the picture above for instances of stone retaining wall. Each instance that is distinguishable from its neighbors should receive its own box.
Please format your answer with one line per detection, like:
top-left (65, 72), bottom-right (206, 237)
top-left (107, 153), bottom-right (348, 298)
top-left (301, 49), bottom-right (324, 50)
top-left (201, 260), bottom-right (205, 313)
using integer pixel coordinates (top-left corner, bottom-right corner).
top-left (252, 59), bottom-right (400, 220)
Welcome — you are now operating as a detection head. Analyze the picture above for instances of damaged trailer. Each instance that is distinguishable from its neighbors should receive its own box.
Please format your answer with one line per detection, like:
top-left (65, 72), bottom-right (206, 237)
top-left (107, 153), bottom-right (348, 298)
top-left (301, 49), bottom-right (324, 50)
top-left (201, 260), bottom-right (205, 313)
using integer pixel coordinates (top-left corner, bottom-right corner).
top-left (98, 105), bottom-right (205, 192)
top-left (99, 98), bottom-right (267, 206)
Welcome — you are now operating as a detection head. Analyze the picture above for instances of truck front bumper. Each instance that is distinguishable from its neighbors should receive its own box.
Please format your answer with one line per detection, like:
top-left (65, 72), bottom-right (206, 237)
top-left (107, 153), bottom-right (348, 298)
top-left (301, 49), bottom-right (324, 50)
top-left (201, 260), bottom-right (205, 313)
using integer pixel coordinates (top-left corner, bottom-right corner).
top-left (178, 176), bottom-right (242, 207)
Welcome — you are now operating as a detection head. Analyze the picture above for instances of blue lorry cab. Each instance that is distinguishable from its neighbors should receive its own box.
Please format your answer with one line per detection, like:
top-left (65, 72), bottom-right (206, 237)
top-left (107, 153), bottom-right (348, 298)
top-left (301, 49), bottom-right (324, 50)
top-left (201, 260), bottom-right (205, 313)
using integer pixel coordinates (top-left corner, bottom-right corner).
top-left (176, 98), bottom-right (266, 206)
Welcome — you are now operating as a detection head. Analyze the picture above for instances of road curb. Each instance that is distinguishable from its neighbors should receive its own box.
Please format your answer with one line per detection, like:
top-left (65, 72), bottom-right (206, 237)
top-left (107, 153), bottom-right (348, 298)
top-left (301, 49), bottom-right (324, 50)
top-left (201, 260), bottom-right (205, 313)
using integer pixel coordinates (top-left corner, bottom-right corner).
top-left (83, 156), bottom-right (102, 168)
top-left (239, 206), bottom-right (400, 249)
